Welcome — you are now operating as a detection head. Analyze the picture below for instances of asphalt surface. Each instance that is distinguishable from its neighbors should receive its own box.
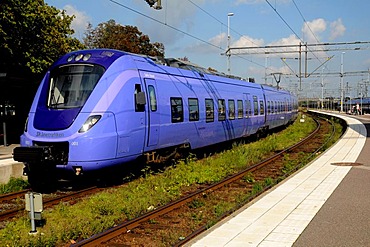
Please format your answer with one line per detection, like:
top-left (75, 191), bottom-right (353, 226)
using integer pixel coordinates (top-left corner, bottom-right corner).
top-left (294, 114), bottom-right (370, 247)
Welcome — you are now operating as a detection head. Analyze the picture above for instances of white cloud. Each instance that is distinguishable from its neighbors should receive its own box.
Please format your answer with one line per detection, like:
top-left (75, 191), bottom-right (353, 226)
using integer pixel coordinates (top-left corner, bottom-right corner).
top-left (329, 18), bottom-right (346, 40)
top-left (232, 35), bottom-right (264, 48)
top-left (301, 18), bottom-right (326, 43)
top-left (63, 5), bottom-right (91, 39)
top-left (185, 32), bottom-right (226, 54)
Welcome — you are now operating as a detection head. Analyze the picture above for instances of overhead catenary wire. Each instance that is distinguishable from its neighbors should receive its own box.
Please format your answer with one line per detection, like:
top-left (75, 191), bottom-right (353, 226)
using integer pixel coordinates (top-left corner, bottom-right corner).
top-left (108, 0), bottom-right (280, 76)
top-left (265, 0), bottom-right (324, 64)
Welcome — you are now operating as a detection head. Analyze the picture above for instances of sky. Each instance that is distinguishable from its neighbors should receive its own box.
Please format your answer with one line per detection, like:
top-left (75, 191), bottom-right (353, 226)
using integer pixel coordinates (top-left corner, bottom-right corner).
top-left (44, 0), bottom-right (370, 100)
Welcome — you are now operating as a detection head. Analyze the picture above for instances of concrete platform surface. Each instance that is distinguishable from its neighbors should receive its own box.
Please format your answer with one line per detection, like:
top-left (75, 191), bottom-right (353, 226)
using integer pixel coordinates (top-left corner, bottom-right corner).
top-left (188, 111), bottom-right (368, 247)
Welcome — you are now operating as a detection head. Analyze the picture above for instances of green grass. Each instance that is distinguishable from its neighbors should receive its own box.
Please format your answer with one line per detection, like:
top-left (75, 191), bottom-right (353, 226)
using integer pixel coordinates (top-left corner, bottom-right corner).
top-left (0, 113), bottom-right (339, 246)
top-left (0, 177), bottom-right (29, 194)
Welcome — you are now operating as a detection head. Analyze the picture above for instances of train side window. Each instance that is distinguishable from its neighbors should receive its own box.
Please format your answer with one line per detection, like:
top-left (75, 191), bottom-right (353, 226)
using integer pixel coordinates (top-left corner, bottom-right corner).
top-left (188, 98), bottom-right (199, 121)
top-left (205, 99), bottom-right (214, 122)
top-left (237, 100), bottom-right (243, 119)
top-left (134, 84), bottom-right (145, 112)
top-left (253, 96), bottom-right (258, 115)
top-left (171, 97), bottom-right (183, 123)
top-left (228, 99), bottom-right (235, 120)
top-left (260, 100), bottom-right (264, 115)
top-left (267, 101), bottom-right (270, 114)
top-left (148, 85), bottom-right (157, 112)
top-left (218, 99), bottom-right (226, 121)
top-left (245, 100), bottom-right (251, 118)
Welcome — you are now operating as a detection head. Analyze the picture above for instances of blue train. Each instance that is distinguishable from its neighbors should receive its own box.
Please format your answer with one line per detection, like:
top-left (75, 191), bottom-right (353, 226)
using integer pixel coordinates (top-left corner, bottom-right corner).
top-left (13, 49), bottom-right (298, 188)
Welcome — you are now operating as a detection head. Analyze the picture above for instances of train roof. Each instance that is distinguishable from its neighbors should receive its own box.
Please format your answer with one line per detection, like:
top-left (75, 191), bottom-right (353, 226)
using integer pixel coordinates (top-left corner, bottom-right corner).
top-left (54, 49), bottom-right (291, 92)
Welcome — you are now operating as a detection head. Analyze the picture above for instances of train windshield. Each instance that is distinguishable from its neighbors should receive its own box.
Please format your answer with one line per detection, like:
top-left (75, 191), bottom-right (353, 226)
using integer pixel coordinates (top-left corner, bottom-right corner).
top-left (47, 64), bottom-right (105, 109)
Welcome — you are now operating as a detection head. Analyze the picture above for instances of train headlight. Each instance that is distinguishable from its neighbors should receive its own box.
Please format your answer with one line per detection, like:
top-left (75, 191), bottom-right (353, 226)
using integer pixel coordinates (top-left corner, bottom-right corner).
top-left (78, 115), bottom-right (101, 133)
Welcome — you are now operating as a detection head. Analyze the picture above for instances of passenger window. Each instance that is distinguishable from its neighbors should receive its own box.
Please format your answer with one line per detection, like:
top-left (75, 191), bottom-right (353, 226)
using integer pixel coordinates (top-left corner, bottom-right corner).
top-left (275, 101), bottom-right (277, 113)
top-left (148, 85), bottom-right (157, 111)
top-left (218, 99), bottom-right (226, 121)
top-left (171, 97), bottom-right (183, 123)
top-left (205, 99), bottom-right (214, 122)
top-left (188, 98), bottom-right (199, 121)
top-left (237, 100), bottom-right (243, 119)
top-left (228, 100), bottom-right (235, 120)
top-left (245, 100), bottom-right (251, 118)
top-left (271, 101), bottom-right (274, 114)
top-left (260, 100), bottom-right (264, 115)
top-left (253, 96), bottom-right (258, 115)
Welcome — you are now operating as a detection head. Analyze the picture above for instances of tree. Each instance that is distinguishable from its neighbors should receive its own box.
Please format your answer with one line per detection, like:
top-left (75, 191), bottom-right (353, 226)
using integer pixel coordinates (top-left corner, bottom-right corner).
top-left (83, 19), bottom-right (164, 57)
top-left (0, 0), bottom-right (85, 75)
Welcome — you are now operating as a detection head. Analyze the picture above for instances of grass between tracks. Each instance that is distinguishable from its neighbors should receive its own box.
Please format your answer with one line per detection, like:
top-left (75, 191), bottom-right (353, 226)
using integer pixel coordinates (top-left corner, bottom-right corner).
top-left (0, 113), bottom-right (343, 246)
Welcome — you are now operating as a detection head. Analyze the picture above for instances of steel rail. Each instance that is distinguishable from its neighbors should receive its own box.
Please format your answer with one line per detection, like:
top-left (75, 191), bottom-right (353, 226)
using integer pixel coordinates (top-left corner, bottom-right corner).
top-left (0, 187), bottom-right (100, 222)
top-left (72, 117), bottom-right (322, 247)
top-left (0, 189), bottom-right (30, 203)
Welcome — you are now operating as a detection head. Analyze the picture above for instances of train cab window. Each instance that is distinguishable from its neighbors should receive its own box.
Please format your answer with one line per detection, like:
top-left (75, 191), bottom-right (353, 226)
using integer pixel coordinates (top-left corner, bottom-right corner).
top-left (237, 100), bottom-right (243, 119)
top-left (188, 98), bottom-right (199, 121)
top-left (218, 99), bottom-right (226, 121)
top-left (48, 64), bottom-right (105, 109)
top-left (148, 85), bottom-right (157, 111)
top-left (228, 100), bottom-right (235, 120)
top-left (205, 99), bottom-right (214, 122)
top-left (171, 97), bottom-right (183, 123)
top-left (259, 100), bottom-right (264, 115)
top-left (253, 96), bottom-right (258, 115)
top-left (245, 99), bottom-right (251, 117)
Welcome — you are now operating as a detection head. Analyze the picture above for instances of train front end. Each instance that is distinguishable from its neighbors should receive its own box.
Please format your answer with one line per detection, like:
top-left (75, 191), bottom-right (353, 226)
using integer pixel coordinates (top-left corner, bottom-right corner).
top-left (13, 49), bottom-right (127, 188)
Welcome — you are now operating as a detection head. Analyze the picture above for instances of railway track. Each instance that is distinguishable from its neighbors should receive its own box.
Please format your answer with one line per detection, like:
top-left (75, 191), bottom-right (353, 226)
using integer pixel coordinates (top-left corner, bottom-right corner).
top-left (0, 187), bottom-right (102, 223)
top-left (71, 115), bottom-right (337, 247)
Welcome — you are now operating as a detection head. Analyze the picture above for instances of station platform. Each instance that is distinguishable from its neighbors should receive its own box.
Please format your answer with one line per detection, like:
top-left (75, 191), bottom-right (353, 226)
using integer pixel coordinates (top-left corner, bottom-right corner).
top-left (189, 111), bottom-right (370, 247)
top-left (0, 144), bottom-right (23, 184)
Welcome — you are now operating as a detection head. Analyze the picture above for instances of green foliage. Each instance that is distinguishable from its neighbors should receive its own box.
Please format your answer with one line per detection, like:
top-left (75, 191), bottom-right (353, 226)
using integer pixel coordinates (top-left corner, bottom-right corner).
top-left (83, 19), bottom-right (164, 57)
top-left (0, 0), bottom-right (85, 75)
top-left (252, 182), bottom-right (263, 194)
top-left (188, 199), bottom-right (205, 209)
top-left (0, 177), bottom-right (29, 194)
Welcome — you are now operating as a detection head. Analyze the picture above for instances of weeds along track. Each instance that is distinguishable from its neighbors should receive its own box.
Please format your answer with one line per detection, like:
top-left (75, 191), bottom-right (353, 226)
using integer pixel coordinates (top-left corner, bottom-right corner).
top-left (0, 187), bottom-right (102, 224)
top-left (71, 114), bottom-right (337, 247)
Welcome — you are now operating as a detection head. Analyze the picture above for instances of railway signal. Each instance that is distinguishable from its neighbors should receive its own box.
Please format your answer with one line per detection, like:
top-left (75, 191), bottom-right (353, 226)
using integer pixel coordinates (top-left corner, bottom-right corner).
top-left (145, 0), bottom-right (162, 10)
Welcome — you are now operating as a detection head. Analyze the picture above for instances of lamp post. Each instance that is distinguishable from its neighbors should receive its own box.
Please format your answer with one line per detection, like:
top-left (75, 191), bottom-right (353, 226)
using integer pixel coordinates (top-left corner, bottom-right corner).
top-left (227, 12), bottom-right (234, 75)
top-left (340, 52), bottom-right (345, 112)
top-left (321, 67), bottom-right (324, 109)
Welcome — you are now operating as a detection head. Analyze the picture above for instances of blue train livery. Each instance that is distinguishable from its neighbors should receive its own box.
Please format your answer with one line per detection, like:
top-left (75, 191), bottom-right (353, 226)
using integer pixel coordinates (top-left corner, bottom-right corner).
top-left (13, 49), bottom-right (298, 188)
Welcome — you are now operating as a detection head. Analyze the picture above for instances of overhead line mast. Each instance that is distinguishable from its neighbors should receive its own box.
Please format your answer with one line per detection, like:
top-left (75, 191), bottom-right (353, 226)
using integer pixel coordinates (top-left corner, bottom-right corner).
top-left (226, 41), bottom-right (370, 90)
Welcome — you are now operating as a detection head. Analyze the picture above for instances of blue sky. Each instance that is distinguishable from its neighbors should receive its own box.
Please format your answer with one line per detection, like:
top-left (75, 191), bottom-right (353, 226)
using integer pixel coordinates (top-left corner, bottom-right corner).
top-left (44, 0), bottom-right (370, 99)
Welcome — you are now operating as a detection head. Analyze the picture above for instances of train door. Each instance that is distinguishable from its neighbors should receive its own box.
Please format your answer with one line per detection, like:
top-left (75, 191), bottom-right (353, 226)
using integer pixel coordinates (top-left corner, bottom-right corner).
top-left (263, 93), bottom-right (267, 124)
top-left (243, 93), bottom-right (252, 136)
top-left (144, 78), bottom-right (160, 147)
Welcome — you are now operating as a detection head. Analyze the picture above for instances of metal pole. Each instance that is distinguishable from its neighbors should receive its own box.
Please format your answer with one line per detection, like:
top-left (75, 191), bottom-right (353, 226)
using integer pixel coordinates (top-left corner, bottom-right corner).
top-left (29, 192), bottom-right (37, 233)
top-left (2, 122), bottom-right (7, 146)
top-left (227, 12), bottom-right (234, 75)
top-left (299, 43), bottom-right (302, 90)
top-left (340, 52), bottom-right (345, 112)
top-left (321, 67), bottom-right (324, 109)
